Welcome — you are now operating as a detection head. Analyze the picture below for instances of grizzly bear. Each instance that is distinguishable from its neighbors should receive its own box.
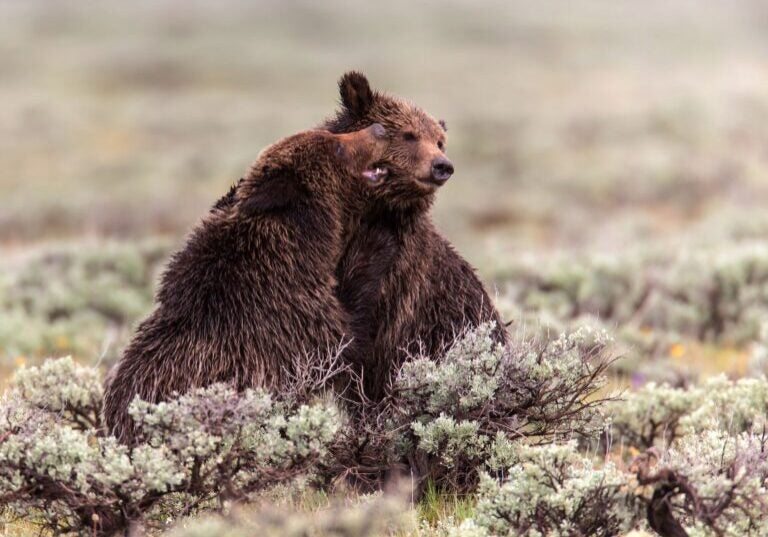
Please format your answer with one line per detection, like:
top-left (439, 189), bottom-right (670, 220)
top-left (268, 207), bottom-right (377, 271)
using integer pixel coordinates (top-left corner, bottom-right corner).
top-left (322, 72), bottom-right (507, 400)
top-left (103, 124), bottom-right (389, 443)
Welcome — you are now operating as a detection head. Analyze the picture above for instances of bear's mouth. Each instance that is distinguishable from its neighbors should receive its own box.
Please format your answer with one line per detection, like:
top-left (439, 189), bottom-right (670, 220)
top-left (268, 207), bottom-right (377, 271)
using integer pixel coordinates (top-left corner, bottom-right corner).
top-left (362, 165), bottom-right (389, 184)
top-left (419, 176), bottom-right (447, 187)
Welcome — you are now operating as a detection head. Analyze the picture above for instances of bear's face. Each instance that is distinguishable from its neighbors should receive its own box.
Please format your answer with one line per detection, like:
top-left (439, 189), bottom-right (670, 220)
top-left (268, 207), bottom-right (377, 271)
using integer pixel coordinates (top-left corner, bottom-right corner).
top-left (234, 125), bottom-right (389, 216)
top-left (323, 72), bottom-right (453, 210)
top-left (334, 123), bottom-right (390, 181)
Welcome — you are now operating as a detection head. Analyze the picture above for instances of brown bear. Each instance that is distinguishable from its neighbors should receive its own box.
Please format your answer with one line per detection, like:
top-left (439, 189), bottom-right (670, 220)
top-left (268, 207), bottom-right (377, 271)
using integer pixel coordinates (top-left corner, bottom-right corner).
top-left (322, 72), bottom-right (507, 400)
top-left (102, 124), bottom-right (389, 443)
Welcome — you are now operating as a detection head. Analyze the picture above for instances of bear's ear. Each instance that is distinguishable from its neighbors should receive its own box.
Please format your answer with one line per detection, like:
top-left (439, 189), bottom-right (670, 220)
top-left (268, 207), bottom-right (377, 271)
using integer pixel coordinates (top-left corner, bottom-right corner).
top-left (338, 71), bottom-right (374, 118)
top-left (239, 169), bottom-right (301, 215)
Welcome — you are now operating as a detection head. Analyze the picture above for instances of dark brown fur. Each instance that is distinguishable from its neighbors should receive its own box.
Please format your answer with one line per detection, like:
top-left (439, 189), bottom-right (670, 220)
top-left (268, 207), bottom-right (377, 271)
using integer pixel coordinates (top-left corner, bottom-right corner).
top-left (323, 72), bottom-right (507, 400)
top-left (103, 126), bottom-right (387, 443)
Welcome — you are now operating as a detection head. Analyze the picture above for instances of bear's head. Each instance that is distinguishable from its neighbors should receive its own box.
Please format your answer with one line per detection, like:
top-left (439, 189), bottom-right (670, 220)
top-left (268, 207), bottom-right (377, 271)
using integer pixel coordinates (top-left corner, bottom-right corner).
top-left (322, 72), bottom-right (452, 211)
top-left (334, 123), bottom-right (391, 183)
top-left (235, 124), bottom-right (390, 215)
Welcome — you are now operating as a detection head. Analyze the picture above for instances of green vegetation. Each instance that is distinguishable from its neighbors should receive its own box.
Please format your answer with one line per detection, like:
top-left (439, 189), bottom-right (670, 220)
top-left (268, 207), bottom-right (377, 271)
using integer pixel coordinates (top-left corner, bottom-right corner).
top-left (5, 334), bottom-right (768, 535)
top-left (0, 358), bottom-right (340, 534)
top-left (0, 240), bottom-right (169, 372)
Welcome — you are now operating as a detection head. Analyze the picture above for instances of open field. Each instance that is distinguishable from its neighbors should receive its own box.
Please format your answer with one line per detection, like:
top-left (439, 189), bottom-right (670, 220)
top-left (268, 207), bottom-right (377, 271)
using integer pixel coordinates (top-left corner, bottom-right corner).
top-left (5, 0), bottom-right (768, 256)
top-left (4, 1), bottom-right (768, 535)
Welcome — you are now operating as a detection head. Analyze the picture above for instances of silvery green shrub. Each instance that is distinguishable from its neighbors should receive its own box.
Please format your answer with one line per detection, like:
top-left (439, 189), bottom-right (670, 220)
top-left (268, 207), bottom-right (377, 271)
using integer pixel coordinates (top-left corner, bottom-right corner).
top-left (0, 358), bottom-right (340, 535)
top-left (334, 323), bottom-right (615, 493)
top-left (451, 441), bottom-right (640, 537)
top-left (6, 338), bottom-right (768, 535)
top-left (495, 242), bottom-right (768, 348)
top-left (609, 375), bottom-right (768, 450)
top-left (447, 431), bottom-right (768, 536)
top-left (634, 430), bottom-right (768, 537)
top-left (607, 381), bottom-right (704, 448)
top-left (9, 355), bottom-right (102, 429)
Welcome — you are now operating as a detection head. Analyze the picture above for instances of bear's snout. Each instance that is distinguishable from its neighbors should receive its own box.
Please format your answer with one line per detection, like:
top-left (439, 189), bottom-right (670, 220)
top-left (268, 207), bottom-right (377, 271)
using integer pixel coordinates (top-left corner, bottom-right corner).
top-left (431, 156), bottom-right (454, 184)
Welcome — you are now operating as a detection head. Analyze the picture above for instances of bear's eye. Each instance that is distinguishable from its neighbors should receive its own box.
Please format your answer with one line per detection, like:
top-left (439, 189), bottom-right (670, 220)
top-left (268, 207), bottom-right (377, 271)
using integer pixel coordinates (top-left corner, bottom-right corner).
top-left (403, 132), bottom-right (417, 142)
top-left (437, 140), bottom-right (445, 151)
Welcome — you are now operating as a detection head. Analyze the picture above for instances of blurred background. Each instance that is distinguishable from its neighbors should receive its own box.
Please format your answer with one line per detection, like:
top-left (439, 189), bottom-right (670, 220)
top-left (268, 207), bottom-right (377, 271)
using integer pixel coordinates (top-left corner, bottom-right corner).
top-left (5, 0), bottom-right (768, 381)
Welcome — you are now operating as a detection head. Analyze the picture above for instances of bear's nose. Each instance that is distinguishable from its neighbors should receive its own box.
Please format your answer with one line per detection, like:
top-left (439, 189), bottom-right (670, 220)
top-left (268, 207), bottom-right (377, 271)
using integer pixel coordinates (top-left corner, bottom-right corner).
top-left (431, 156), bottom-right (454, 184)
